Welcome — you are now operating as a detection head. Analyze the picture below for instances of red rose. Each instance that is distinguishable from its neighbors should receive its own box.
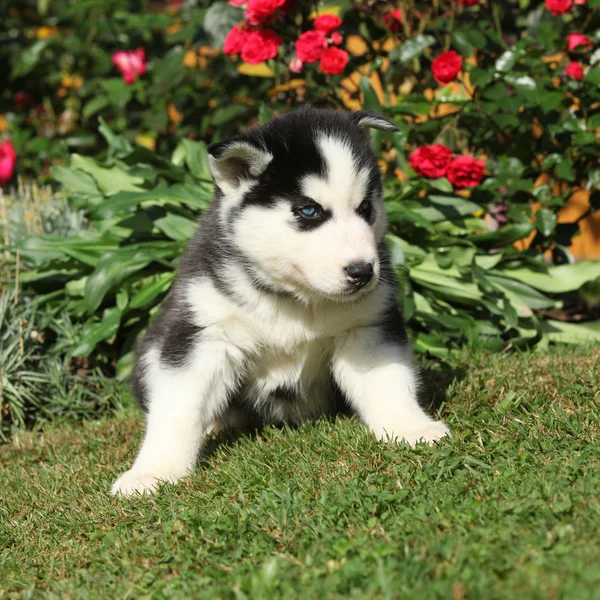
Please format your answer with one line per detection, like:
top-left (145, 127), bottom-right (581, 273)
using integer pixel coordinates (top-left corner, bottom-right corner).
top-left (331, 32), bottom-right (343, 45)
top-left (296, 30), bottom-right (327, 63)
top-left (319, 46), bottom-right (349, 75)
top-left (223, 25), bottom-right (251, 56)
top-left (14, 91), bottom-right (33, 110)
top-left (409, 145), bottom-right (453, 179)
top-left (383, 9), bottom-right (402, 33)
top-left (446, 156), bottom-right (486, 189)
top-left (111, 48), bottom-right (146, 84)
top-left (313, 15), bottom-right (342, 34)
top-left (574, 0), bottom-right (587, 4)
top-left (0, 139), bottom-right (17, 187)
top-left (240, 29), bottom-right (281, 64)
top-left (245, 0), bottom-right (285, 23)
top-left (431, 50), bottom-right (463, 84)
top-left (229, 0), bottom-right (245, 5)
top-left (544, 0), bottom-right (573, 15)
top-left (565, 61), bottom-right (584, 80)
top-left (459, 0), bottom-right (481, 5)
top-left (566, 33), bottom-right (593, 51)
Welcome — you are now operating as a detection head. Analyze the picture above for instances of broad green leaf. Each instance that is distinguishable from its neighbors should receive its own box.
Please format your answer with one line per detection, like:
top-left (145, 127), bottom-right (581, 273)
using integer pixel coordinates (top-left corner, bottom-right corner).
top-left (82, 96), bottom-right (110, 119)
top-left (182, 139), bottom-right (211, 181)
top-left (469, 223), bottom-right (534, 247)
top-left (204, 1), bottom-right (243, 48)
top-left (155, 214), bottom-right (197, 241)
top-left (535, 208), bottom-right (557, 237)
top-left (69, 307), bottom-right (122, 357)
top-left (393, 34), bottom-right (435, 63)
top-left (129, 272), bottom-right (175, 310)
top-left (71, 155), bottom-right (144, 196)
top-left (52, 166), bottom-right (100, 197)
top-left (486, 275), bottom-right (556, 309)
top-left (493, 261), bottom-right (600, 293)
top-left (11, 40), bottom-right (48, 78)
top-left (98, 117), bottom-right (133, 156)
top-left (540, 321), bottom-right (600, 344)
top-left (495, 48), bottom-right (523, 73)
top-left (359, 76), bottom-right (382, 110)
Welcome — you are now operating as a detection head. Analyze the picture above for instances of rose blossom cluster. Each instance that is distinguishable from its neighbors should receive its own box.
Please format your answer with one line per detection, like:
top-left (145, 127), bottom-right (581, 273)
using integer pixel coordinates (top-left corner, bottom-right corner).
top-left (294, 15), bottom-right (348, 75)
top-left (112, 48), bottom-right (147, 84)
top-left (409, 145), bottom-right (486, 189)
top-left (563, 31), bottom-right (594, 81)
top-left (223, 2), bottom-right (349, 74)
top-left (223, 0), bottom-right (289, 64)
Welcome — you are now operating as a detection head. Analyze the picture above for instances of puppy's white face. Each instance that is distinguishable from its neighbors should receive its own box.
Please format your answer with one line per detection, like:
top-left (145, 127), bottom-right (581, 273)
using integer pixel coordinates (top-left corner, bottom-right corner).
top-left (208, 109), bottom-right (396, 303)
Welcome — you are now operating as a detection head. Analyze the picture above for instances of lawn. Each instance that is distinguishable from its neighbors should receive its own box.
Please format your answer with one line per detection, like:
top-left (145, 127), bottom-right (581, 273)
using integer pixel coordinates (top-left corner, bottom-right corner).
top-left (1, 347), bottom-right (599, 599)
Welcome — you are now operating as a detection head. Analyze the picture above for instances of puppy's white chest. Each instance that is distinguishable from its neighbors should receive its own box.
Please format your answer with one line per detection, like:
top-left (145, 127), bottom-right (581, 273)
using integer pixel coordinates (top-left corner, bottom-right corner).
top-left (243, 339), bottom-right (336, 422)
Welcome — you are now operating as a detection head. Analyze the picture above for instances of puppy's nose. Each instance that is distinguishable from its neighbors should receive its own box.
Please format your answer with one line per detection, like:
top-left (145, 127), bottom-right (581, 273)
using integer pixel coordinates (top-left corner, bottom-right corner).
top-left (344, 262), bottom-right (374, 287)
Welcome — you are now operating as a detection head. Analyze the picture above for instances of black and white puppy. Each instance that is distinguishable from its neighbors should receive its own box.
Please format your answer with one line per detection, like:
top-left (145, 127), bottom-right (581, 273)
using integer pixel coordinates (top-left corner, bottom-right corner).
top-left (112, 107), bottom-right (450, 496)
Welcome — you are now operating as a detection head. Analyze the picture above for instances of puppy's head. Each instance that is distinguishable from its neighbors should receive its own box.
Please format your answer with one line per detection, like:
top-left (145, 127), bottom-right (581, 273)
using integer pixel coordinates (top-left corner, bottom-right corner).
top-left (208, 107), bottom-right (398, 303)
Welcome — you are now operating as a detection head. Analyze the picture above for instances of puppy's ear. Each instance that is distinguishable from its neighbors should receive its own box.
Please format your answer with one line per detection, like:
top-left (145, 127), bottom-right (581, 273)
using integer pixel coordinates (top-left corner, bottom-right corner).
top-left (352, 110), bottom-right (399, 133)
top-left (208, 138), bottom-right (272, 192)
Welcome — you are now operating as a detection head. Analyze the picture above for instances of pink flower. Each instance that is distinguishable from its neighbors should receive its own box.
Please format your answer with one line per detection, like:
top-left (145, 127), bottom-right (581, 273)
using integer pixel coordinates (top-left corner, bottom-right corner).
top-left (296, 30), bottom-right (327, 63)
top-left (574, 0), bottom-right (587, 4)
top-left (245, 0), bottom-right (285, 23)
top-left (331, 32), bottom-right (343, 45)
top-left (384, 9), bottom-right (403, 32)
top-left (0, 139), bottom-right (17, 187)
top-left (447, 156), bottom-right (486, 188)
top-left (313, 15), bottom-right (342, 34)
top-left (544, 0), bottom-right (573, 15)
top-left (223, 25), bottom-right (252, 55)
top-left (431, 50), bottom-right (463, 84)
top-left (566, 33), bottom-right (593, 51)
top-left (229, 0), bottom-right (246, 5)
top-left (241, 29), bottom-right (281, 64)
top-left (319, 46), bottom-right (349, 75)
top-left (289, 58), bottom-right (303, 73)
top-left (459, 0), bottom-right (481, 5)
top-left (111, 48), bottom-right (146, 84)
top-left (565, 61), bottom-right (584, 80)
top-left (409, 145), bottom-right (453, 179)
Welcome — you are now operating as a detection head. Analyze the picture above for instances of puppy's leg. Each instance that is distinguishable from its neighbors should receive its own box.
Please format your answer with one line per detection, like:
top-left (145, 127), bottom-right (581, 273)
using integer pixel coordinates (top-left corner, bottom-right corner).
top-left (332, 325), bottom-right (450, 446)
top-left (112, 341), bottom-right (241, 496)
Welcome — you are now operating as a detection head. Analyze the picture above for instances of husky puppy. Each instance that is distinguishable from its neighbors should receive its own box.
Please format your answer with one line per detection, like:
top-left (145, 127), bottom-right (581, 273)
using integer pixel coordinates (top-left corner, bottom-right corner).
top-left (112, 107), bottom-right (450, 496)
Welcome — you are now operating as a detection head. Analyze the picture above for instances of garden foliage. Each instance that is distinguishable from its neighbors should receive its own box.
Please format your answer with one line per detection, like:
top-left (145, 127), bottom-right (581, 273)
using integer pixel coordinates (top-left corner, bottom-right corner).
top-left (2, 0), bottom-right (600, 432)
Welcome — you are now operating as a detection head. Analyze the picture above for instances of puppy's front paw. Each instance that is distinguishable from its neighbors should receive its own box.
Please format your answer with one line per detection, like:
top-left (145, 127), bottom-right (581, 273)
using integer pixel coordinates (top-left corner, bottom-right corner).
top-left (111, 469), bottom-right (182, 497)
top-left (379, 420), bottom-right (451, 447)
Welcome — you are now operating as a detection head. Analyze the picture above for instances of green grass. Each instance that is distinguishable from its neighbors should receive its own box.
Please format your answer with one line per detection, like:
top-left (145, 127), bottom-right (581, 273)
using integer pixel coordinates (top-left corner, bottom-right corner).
top-left (1, 347), bottom-right (599, 599)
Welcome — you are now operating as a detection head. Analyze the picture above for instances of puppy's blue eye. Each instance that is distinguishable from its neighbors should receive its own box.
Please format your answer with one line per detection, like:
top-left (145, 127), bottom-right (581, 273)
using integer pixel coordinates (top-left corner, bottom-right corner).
top-left (358, 199), bottom-right (372, 216)
top-left (298, 204), bottom-right (320, 218)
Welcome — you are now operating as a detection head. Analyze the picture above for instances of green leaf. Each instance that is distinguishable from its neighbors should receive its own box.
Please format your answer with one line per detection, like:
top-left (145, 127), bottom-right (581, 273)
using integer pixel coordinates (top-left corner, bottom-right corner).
top-left (11, 40), bottom-right (48, 78)
top-left (82, 96), bottom-right (110, 119)
top-left (182, 139), bottom-right (211, 181)
top-left (84, 243), bottom-right (178, 312)
top-left (129, 273), bottom-right (175, 310)
top-left (585, 68), bottom-right (600, 85)
top-left (359, 76), bottom-right (382, 110)
top-left (98, 117), bottom-right (133, 156)
top-left (495, 49), bottom-right (523, 73)
top-left (540, 321), bottom-right (600, 344)
top-left (535, 209), bottom-right (557, 237)
top-left (469, 223), bottom-right (535, 247)
top-left (428, 178), bottom-right (454, 193)
top-left (52, 166), bottom-right (100, 197)
top-left (71, 155), bottom-right (144, 196)
top-left (494, 261), bottom-right (600, 294)
top-left (154, 214), bottom-right (197, 241)
top-left (504, 73), bottom-right (536, 91)
top-left (204, 1), bottom-right (243, 48)
top-left (486, 275), bottom-right (556, 310)
top-left (69, 307), bottom-right (122, 357)
top-left (393, 34), bottom-right (436, 63)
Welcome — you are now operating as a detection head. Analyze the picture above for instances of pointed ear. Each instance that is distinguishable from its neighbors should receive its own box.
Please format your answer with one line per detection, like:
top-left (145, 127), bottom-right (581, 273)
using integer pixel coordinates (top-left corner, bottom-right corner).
top-left (352, 110), bottom-right (399, 133)
top-left (208, 138), bottom-right (273, 192)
